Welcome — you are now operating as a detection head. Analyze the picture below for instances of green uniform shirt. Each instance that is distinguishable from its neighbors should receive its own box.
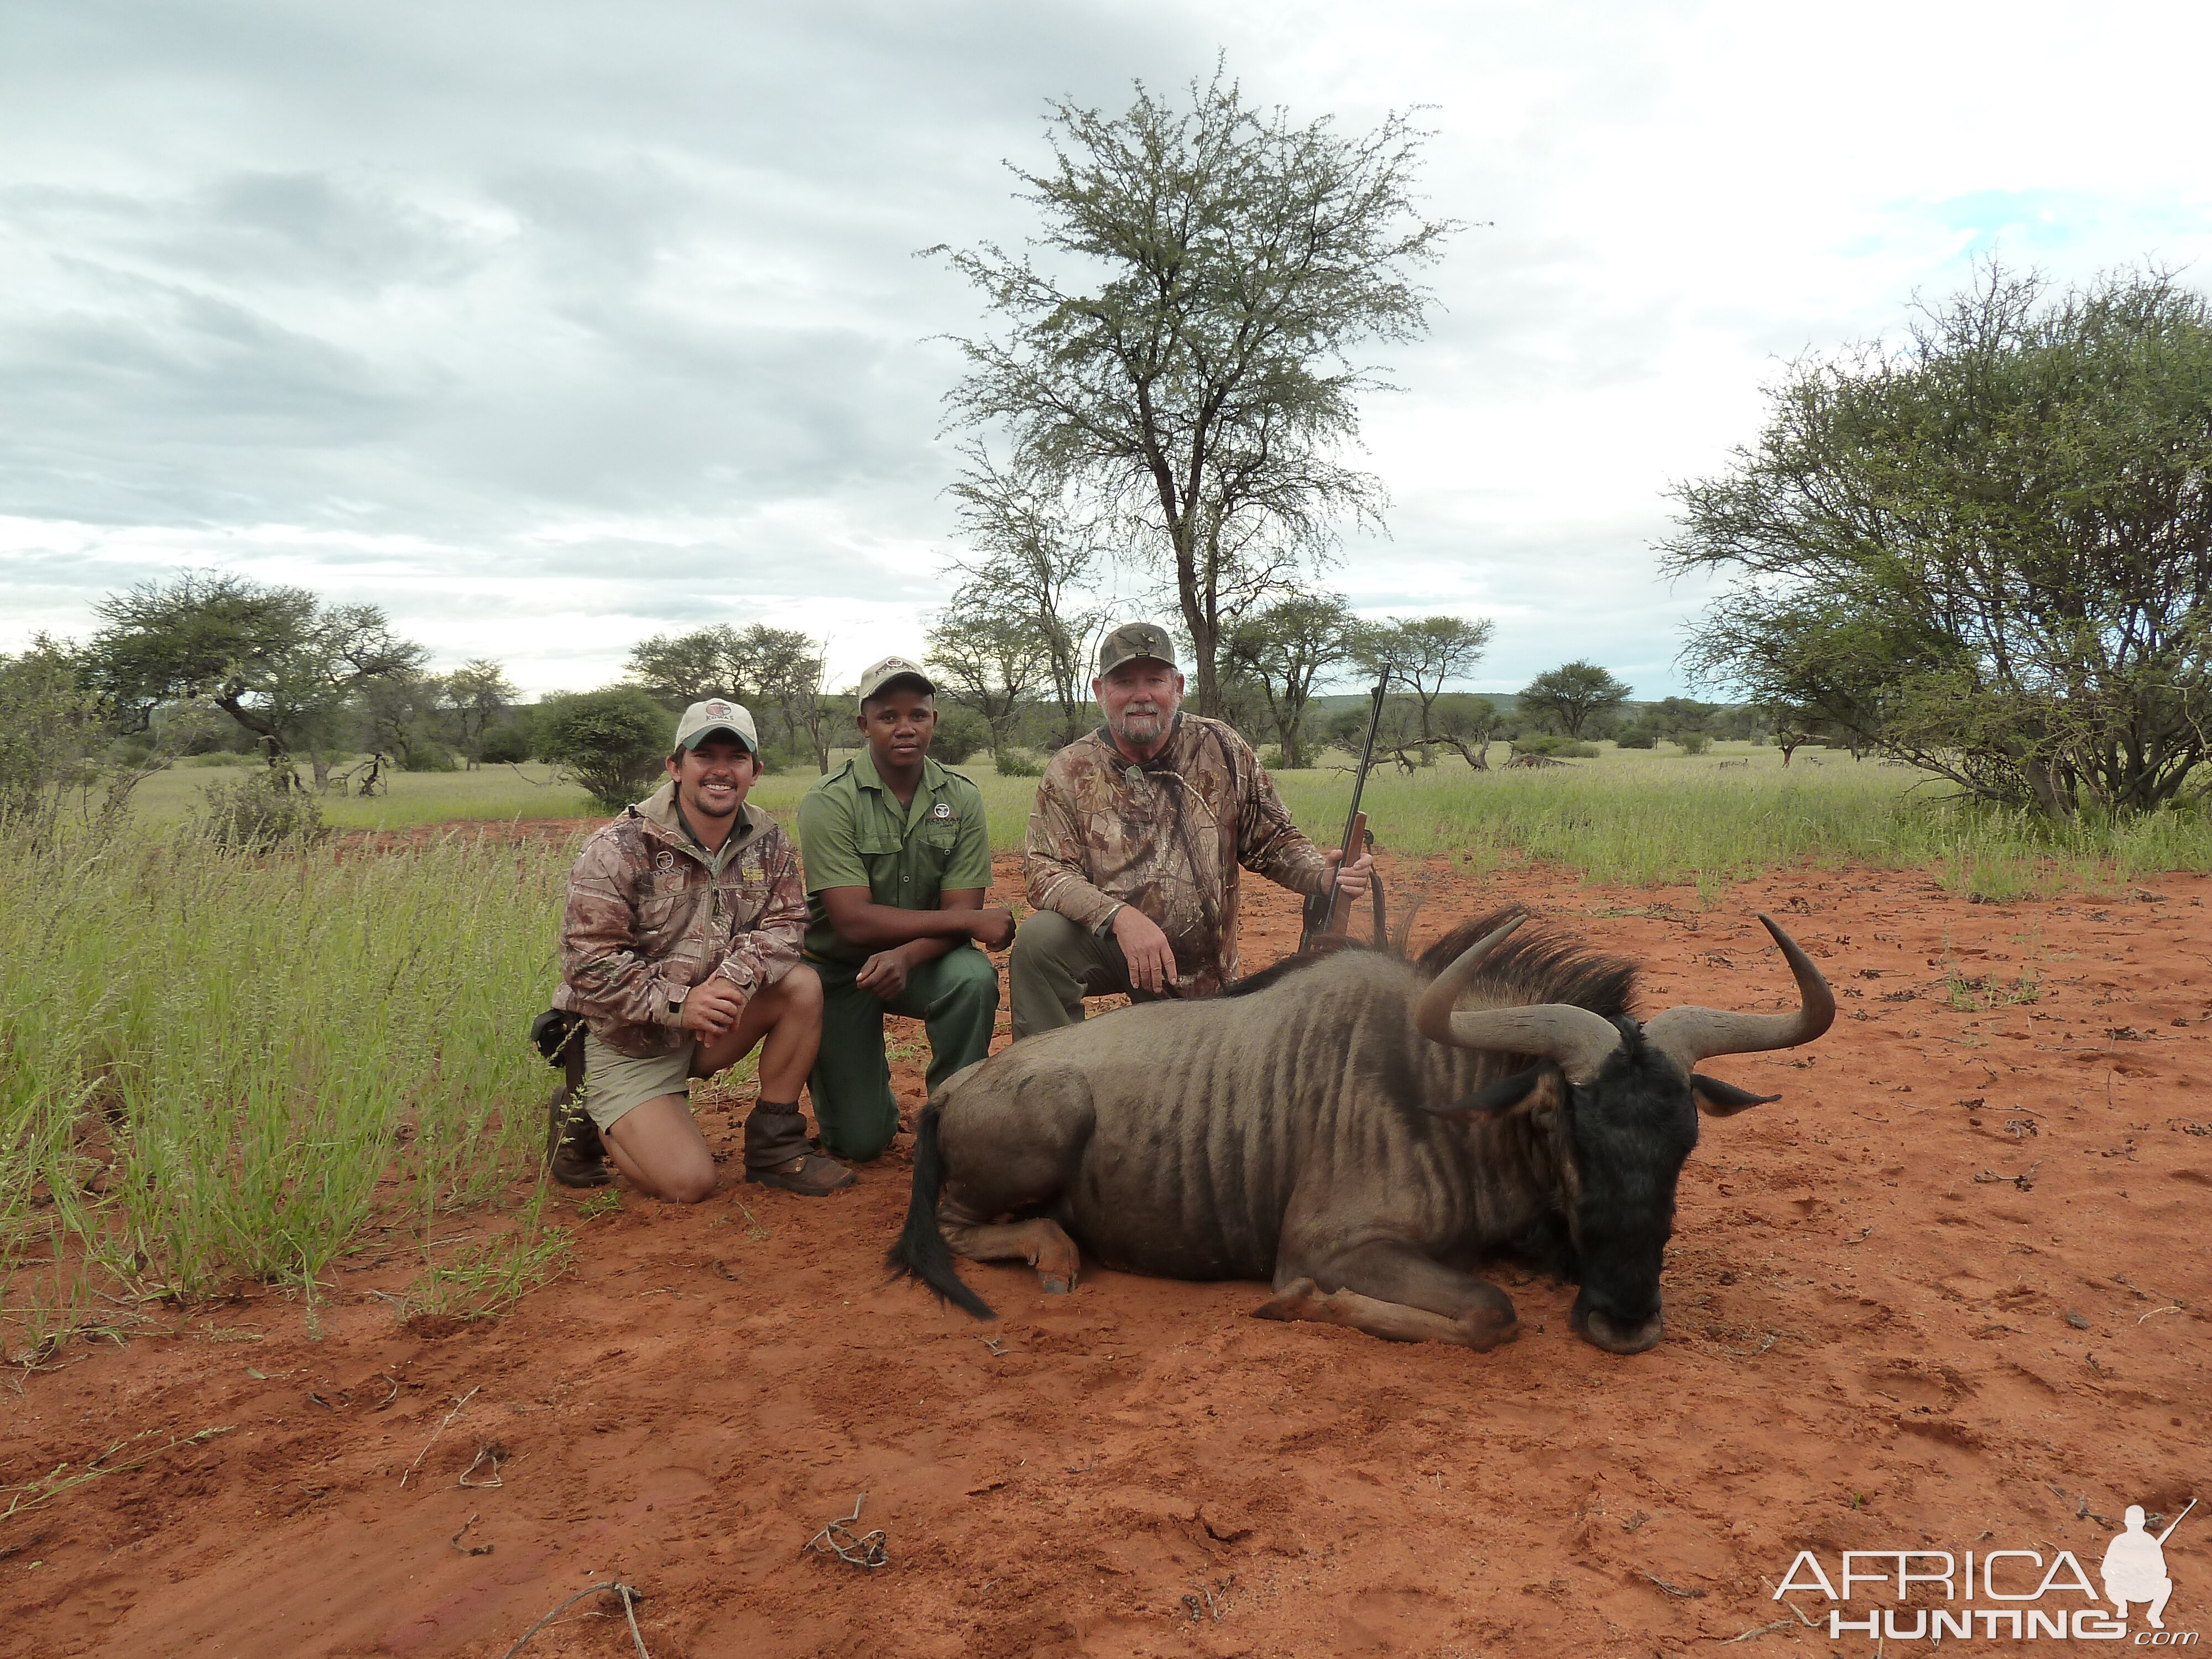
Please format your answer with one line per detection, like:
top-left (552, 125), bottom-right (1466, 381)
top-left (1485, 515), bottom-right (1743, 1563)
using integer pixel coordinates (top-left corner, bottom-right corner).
top-left (797, 750), bottom-right (993, 964)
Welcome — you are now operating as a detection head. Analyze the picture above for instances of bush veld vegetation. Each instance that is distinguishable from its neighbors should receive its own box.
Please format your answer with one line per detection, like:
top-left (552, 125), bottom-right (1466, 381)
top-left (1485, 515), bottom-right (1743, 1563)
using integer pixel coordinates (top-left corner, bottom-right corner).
top-left (1669, 262), bottom-right (2212, 818)
top-left (0, 823), bottom-right (573, 1349)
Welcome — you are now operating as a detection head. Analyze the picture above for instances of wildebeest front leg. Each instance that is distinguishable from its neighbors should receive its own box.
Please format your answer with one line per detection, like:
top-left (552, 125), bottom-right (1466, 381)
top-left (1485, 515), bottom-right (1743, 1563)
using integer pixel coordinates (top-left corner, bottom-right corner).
top-left (936, 1206), bottom-right (1082, 1294)
top-left (935, 1066), bottom-right (1093, 1294)
top-left (1255, 1241), bottom-right (1519, 1351)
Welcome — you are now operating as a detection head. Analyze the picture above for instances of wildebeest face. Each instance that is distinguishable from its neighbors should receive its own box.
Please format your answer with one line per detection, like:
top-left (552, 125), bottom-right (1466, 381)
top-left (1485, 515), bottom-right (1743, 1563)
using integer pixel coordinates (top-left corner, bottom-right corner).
top-left (1561, 1041), bottom-right (1703, 1355)
top-left (1413, 911), bottom-right (1834, 1356)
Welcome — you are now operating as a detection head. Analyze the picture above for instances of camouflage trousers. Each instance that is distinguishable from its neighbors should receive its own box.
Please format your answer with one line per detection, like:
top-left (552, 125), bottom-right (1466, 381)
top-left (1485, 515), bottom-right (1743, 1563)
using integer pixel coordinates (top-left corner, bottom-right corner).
top-left (1006, 910), bottom-right (1145, 1040)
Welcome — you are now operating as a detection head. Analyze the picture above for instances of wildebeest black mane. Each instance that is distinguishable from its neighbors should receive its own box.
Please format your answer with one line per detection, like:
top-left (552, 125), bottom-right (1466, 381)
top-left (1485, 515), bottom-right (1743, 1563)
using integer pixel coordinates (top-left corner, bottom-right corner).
top-left (1415, 908), bottom-right (1638, 1019)
top-left (1225, 909), bottom-right (1637, 1017)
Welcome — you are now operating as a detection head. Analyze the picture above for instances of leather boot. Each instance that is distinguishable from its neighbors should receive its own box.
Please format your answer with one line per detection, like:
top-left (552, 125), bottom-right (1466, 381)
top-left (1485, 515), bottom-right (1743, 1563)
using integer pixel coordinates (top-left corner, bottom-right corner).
top-left (546, 1041), bottom-right (614, 1188)
top-left (743, 1100), bottom-right (853, 1196)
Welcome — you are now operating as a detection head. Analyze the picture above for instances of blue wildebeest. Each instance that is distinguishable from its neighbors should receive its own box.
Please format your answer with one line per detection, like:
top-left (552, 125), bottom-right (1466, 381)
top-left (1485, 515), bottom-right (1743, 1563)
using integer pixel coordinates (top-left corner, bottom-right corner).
top-left (887, 911), bottom-right (1834, 1354)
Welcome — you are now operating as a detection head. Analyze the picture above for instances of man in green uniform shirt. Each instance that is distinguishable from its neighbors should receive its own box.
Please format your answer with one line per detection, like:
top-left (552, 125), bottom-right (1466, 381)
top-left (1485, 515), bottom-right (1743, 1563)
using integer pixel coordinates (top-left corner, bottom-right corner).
top-left (798, 655), bottom-right (1014, 1162)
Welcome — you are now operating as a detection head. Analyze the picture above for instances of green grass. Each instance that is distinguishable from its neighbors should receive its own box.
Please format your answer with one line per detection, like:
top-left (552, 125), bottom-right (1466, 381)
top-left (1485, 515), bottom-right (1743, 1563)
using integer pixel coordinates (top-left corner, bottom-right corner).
top-left (129, 760), bottom-right (599, 830)
top-left (1, 825), bottom-right (575, 1344)
top-left (14, 729), bottom-right (2202, 1343)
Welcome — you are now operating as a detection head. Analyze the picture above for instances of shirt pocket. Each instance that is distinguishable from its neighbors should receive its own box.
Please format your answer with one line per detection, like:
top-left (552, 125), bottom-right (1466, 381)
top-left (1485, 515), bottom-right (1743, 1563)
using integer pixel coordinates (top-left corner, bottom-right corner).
top-left (635, 888), bottom-right (689, 951)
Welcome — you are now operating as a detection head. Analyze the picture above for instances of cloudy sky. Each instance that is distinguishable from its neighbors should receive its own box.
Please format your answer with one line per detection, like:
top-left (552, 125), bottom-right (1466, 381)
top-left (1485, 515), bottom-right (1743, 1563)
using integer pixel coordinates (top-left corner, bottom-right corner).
top-left (4, 0), bottom-right (2208, 699)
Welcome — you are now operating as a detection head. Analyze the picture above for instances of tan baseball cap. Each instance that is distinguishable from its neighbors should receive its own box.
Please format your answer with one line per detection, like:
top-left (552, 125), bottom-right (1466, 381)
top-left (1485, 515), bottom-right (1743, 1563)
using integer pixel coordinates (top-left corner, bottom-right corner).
top-left (1097, 622), bottom-right (1178, 675)
top-left (855, 654), bottom-right (935, 703)
top-left (672, 697), bottom-right (759, 753)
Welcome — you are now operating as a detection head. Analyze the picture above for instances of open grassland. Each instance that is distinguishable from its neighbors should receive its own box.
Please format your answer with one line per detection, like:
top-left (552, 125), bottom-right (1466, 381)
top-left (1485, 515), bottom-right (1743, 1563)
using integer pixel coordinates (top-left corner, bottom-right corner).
top-left (130, 758), bottom-right (600, 829)
top-left (15, 734), bottom-right (2209, 1340)
top-left (133, 739), bottom-right (2212, 896)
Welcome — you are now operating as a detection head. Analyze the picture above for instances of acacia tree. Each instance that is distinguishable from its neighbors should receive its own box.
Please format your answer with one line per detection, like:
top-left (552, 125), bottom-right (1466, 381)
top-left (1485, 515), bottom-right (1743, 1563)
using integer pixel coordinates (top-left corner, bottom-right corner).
top-left (1667, 263), bottom-right (2212, 817)
top-left (88, 571), bottom-right (426, 790)
top-left (1224, 592), bottom-right (1359, 766)
top-left (1519, 660), bottom-right (1633, 739)
top-left (927, 601), bottom-right (1050, 755)
top-left (623, 623), bottom-right (827, 765)
top-left (933, 67), bottom-right (1457, 717)
top-left (442, 659), bottom-right (517, 764)
top-left (944, 442), bottom-right (1107, 748)
top-left (1353, 614), bottom-right (1495, 760)
top-left (626, 626), bottom-right (748, 706)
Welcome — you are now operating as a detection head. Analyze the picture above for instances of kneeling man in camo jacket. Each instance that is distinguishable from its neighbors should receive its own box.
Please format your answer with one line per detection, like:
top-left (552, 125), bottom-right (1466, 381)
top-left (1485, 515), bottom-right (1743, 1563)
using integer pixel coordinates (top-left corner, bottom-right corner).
top-left (548, 697), bottom-right (850, 1201)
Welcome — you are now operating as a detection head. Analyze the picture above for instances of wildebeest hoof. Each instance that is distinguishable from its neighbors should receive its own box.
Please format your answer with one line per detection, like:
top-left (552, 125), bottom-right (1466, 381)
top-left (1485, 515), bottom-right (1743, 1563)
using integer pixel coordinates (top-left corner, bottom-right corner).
top-left (1252, 1279), bottom-right (1318, 1321)
top-left (1577, 1306), bottom-right (1664, 1354)
top-left (1039, 1276), bottom-right (1072, 1294)
top-left (1456, 1310), bottom-right (1520, 1352)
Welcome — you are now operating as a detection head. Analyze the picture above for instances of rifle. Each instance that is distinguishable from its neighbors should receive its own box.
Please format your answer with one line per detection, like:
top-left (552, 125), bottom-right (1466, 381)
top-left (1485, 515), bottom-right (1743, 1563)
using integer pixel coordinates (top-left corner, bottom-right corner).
top-left (1300, 670), bottom-right (1389, 952)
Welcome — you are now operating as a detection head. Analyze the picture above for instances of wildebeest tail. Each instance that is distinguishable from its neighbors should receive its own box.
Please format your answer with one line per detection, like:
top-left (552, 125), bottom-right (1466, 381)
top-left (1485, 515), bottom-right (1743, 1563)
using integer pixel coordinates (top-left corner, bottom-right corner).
top-left (884, 1101), bottom-right (995, 1320)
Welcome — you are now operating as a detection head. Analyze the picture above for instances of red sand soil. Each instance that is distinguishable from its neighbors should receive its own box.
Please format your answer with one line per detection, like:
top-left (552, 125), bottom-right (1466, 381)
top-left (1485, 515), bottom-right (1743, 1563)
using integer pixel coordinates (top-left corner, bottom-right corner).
top-left (7, 850), bottom-right (2210, 1657)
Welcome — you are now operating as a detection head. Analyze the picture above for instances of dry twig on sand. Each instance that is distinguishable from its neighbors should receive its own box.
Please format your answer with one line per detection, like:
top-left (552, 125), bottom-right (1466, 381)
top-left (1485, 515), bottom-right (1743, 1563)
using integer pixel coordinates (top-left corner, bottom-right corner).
top-left (398, 1385), bottom-right (479, 1489)
top-left (500, 1581), bottom-right (650, 1658)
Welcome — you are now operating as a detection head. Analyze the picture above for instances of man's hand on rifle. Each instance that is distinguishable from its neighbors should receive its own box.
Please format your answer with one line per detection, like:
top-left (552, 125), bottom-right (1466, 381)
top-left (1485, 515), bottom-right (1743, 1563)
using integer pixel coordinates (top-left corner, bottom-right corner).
top-left (1112, 905), bottom-right (1177, 994)
top-left (1324, 848), bottom-right (1375, 899)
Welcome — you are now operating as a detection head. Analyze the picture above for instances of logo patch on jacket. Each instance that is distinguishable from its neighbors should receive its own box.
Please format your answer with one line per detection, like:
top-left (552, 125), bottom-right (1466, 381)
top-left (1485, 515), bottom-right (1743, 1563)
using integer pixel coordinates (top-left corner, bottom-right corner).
top-left (931, 801), bottom-right (954, 821)
top-left (654, 849), bottom-right (676, 872)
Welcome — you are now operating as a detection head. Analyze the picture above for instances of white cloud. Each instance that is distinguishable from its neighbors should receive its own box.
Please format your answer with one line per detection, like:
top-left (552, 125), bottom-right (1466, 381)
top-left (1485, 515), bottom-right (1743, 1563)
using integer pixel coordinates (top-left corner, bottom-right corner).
top-left (3, 0), bottom-right (2208, 700)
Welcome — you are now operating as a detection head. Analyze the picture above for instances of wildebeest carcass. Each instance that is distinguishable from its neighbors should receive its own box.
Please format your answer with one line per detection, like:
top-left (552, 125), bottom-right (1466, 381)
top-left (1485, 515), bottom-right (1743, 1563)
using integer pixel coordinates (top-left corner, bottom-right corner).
top-left (887, 911), bottom-right (1834, 1354)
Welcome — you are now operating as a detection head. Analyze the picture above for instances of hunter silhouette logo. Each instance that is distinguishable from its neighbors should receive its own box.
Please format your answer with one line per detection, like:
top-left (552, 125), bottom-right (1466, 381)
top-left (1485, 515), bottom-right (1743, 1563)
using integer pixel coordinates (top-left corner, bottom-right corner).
top-left (703, 700), bottom-right (732, 718)
top-left (1772, 1496), bottom-right (2196, 1643)
top-left (2107, 1501), bottom-right (2194, 1631)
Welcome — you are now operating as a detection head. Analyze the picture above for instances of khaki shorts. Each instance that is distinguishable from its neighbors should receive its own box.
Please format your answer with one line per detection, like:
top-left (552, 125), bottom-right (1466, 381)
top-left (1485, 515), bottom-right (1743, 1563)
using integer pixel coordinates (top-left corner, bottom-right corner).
top-left (581, 1032), bottom-right (700, 1132)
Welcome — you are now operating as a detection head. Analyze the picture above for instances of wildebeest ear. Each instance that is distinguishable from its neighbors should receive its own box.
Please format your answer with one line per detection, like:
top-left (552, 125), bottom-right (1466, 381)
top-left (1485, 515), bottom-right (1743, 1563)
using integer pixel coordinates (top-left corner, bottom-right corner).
top-left (1423, 1064), bottom-right (1559, 1120)
top-left (1691, 1073), bottom-right (1781, 1117)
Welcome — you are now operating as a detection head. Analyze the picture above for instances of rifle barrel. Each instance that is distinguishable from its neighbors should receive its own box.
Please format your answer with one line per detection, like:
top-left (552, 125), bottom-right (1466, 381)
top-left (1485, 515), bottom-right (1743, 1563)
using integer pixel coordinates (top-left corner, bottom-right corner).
top-left (2157, 1498), bottom-right (2196, 1545)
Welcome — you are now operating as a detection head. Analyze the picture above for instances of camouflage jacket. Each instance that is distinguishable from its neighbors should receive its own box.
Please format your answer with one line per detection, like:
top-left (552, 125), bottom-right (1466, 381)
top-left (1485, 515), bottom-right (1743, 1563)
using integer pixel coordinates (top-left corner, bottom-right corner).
top-left (555, 782), bottom-right (806, 1058)
top-left (1024, 714), bottom-right (1331, 997)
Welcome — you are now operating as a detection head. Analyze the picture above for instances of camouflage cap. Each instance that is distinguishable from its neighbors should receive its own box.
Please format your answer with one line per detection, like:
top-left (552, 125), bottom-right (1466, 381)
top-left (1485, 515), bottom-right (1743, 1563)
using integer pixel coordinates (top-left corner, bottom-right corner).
top-left (672, 697), bottom-right (759, 754)
top-left (855, 654), bottom-right (935, 704)
top-left (1097, 622), bottom-right (1178, 676)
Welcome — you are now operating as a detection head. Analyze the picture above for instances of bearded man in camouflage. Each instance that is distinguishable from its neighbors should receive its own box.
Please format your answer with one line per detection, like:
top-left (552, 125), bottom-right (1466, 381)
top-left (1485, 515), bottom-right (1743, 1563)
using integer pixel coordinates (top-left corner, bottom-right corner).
top-left (1009, 624), bottom-right (1373, 1037)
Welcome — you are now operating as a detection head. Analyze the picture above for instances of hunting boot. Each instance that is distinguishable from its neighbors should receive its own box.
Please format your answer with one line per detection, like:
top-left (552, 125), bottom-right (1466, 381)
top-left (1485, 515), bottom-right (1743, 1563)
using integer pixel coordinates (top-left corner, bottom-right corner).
top-left (743, 1100), bottom-right (854, 1196)
top-left (545, 1039), bottom-right (614, 1188)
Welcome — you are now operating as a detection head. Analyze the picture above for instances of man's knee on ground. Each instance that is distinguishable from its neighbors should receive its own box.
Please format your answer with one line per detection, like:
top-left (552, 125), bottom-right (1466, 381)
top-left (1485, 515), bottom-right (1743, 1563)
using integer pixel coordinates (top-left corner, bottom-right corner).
top-left (661, 1165), bottom-right (718, 1205)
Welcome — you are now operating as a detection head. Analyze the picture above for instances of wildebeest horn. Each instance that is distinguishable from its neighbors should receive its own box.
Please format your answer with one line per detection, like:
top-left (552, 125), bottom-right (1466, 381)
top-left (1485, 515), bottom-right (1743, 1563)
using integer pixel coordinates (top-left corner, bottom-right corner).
top-left (1413, 915), bottom-right (1624, 1084)
top-left (1643, 913), bottom-right (1835, 1068)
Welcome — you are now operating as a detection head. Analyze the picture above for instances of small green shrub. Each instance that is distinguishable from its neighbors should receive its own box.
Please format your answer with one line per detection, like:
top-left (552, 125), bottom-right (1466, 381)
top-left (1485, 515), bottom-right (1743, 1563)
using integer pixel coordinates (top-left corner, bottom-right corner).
top-left (930, 706), bottom-right (992, 765)
top-left (477, 725), bottom-right (531, 765)
top-left (1677, 732), bottom-right (1712, 756)
top-left (401, 745), bottom-right (458, 773)
top-left (993, 747), bottom-right (1044, 777)
top-left (1616, 731), bottom-right (1656, 750)
top-left (193, 770), bottom-right (329, 850)
top-left (1512, 735), bottom-right (1599, 759)
top-left (538, 687), bottom-right (670, 811)
top-left (182, 751), bottom-right (251, 768)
